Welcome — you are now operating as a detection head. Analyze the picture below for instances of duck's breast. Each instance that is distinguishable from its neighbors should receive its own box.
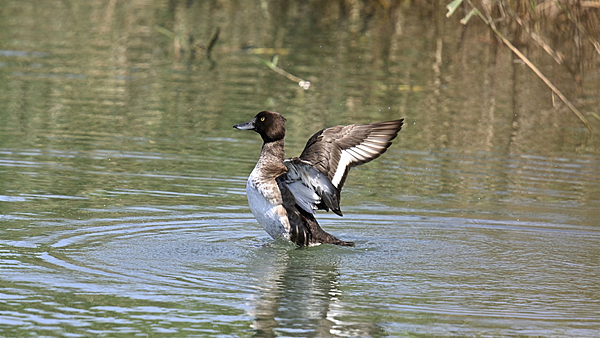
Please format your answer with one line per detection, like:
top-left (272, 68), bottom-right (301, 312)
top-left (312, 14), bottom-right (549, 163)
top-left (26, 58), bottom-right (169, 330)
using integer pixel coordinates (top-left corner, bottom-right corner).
top-left (246, 171), bottom-right (291, 240)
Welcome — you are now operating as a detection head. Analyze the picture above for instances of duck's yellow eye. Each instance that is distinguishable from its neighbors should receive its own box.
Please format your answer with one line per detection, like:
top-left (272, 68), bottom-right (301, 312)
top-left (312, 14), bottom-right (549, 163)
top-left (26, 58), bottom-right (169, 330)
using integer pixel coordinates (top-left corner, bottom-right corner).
top-left (260, 117), bottom-right (265, 122)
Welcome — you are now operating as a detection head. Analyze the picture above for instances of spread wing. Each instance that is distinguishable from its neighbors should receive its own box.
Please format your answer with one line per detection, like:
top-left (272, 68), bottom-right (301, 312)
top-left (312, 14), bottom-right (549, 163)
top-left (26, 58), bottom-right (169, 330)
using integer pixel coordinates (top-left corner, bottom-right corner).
top-left (299, 119), bottom-right (404, 191)
top-left (276, 158), bottom-right (342, 216)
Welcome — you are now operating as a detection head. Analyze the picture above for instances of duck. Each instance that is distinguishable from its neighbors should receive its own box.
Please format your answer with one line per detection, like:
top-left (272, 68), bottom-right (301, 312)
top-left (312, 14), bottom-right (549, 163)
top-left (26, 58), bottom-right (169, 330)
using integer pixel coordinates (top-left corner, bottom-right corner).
top-left (234, 111), bottom-right (404, 247)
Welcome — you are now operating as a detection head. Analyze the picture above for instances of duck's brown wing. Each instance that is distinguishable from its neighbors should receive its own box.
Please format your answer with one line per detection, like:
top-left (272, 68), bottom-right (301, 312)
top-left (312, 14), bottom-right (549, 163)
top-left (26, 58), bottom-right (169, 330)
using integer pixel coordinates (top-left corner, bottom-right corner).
top-left (299, 119), bottom-right (404, 192)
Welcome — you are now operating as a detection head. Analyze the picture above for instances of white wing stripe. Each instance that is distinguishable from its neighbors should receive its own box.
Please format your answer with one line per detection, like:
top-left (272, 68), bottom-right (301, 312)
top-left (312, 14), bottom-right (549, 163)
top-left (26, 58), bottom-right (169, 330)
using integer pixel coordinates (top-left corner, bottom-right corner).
top-left (360, 146), bottom-right (383, 153)
top-left (370, 133), bottom-right (392, 137)
top-left (356, 144), bottom-right (379, 155)
top-left (364, 139), bottom-right (387, 146)
top-left (347, 148), bottom-right (368, 161)
top-left (331, 139), bottom-right (391, 187)
top-left (349, 146), bottom-right (371, 160)
top-left (331, 150), bottom-right (353, 187)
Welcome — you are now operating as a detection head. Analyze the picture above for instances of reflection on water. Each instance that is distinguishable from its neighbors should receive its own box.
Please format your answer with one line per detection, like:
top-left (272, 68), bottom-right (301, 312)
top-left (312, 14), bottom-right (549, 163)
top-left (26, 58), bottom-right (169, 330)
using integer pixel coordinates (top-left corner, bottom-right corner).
top-left (247, 245), bottom-right (384, 337)
top-left (1, 0), bottom-right (600, 336)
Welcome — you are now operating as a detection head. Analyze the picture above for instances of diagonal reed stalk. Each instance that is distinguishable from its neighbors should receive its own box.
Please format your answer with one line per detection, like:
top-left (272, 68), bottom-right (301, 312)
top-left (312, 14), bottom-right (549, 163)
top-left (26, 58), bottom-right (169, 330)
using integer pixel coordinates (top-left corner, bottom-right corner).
top-left (256, 56), bottom-right (311, 90)
top-left (446, 0), bottom-right (594, 135)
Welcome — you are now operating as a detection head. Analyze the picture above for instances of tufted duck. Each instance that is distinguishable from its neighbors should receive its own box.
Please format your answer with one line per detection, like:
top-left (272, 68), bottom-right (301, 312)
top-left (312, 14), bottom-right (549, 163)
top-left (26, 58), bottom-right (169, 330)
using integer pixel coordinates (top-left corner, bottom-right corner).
top-left (234, 111), bottom-right (403, 246)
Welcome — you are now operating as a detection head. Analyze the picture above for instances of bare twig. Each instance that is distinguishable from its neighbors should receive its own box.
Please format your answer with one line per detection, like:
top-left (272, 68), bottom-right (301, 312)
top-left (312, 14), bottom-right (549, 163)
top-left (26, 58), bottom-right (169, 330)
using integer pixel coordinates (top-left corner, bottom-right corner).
top-left (154, 25), bottom-right (176, 39)
top-left (255, 56), bottom-right (311, 90)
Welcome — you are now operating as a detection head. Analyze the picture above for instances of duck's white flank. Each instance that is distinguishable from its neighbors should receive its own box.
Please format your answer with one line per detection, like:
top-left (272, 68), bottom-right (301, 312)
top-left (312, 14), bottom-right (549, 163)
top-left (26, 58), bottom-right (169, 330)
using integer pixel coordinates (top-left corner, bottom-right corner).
top-left (246, 168), bottom-right (291, 240)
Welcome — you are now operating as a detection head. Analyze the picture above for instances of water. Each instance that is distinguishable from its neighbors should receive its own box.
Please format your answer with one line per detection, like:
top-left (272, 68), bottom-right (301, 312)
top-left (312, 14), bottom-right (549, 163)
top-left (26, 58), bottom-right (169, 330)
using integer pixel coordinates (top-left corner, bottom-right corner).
top-left (1, 1), bottom-right (600, 336)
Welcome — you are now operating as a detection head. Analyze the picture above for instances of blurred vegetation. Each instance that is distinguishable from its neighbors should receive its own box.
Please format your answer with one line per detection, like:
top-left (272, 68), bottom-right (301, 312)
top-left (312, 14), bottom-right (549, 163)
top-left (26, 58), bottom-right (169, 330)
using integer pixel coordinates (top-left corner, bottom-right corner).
top-left (1, 0), bottom-right (599, 155)
top-left (450, 0), bottom-right (599, 88)
top-left (446, 0), bottom-right (599, 133)
top-left (154, 0), bottom-right (599, 132)
top-left (156, 0), bottom-right (599, 79)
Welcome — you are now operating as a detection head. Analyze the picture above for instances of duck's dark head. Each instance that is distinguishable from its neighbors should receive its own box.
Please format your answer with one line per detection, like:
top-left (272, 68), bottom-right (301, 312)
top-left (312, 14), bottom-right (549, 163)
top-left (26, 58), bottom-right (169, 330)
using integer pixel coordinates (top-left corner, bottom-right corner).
top-left (233, 111), bottom-right (286, 143)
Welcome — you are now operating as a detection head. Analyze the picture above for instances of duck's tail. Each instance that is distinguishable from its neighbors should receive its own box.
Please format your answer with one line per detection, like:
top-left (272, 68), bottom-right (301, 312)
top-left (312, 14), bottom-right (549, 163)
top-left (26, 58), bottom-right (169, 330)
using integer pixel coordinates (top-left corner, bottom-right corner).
top-left (295, 207), bottom-right (354, 247)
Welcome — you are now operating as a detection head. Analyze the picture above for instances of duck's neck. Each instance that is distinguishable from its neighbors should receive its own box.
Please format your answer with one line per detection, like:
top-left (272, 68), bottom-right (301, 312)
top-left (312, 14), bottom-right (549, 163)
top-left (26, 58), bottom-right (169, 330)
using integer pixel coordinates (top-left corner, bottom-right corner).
top-left (254, 139), bottom-right (286, 178)
top-left (258, 139), bottom-right (285, 164)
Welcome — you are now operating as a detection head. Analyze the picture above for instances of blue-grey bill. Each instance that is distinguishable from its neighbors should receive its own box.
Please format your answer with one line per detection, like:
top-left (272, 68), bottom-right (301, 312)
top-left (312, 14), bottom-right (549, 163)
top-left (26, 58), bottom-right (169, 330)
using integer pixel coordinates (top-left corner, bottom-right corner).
top-left (233, 120), bottom-right (255, 130)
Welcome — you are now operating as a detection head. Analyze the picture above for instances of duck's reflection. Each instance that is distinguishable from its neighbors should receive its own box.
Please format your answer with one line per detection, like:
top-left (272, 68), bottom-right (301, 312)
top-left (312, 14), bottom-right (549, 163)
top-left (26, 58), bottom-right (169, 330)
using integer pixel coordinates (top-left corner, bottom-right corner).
top-left (246, 244), bottom-right (382, 337)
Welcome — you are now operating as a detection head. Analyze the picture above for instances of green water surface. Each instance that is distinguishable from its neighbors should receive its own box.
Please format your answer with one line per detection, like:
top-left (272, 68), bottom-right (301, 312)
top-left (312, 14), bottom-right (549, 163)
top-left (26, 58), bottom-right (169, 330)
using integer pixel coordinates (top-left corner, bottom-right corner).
top-left (1, 1), bottom-right (599, 337)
